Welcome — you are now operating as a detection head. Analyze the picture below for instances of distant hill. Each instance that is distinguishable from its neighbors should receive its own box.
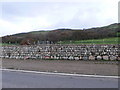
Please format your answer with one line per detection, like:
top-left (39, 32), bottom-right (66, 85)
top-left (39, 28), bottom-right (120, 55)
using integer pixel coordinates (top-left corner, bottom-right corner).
top-left (1, 23), bottom-right (120, 45)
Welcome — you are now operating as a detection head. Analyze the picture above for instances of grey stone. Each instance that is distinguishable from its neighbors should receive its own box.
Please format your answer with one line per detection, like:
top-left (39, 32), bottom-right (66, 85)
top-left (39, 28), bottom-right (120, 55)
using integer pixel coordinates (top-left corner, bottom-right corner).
top-left (97, 56), bottom-right (102, 60)
top-left (82, 56), bottom-right (88, 60)
top-left (103, 56), bottom-right (109, 60)
top-left (110, 56), bottom-right (116, 60)
top-left (74, 57), bottom-right (79, 60)
top-left (89, 56), bottom-right (95, 60)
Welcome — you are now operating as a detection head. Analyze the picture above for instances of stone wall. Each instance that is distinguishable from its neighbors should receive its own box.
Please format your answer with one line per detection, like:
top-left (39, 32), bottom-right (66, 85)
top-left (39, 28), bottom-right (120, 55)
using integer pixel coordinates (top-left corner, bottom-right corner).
top-left (1, 44), bottom-right (120, 60)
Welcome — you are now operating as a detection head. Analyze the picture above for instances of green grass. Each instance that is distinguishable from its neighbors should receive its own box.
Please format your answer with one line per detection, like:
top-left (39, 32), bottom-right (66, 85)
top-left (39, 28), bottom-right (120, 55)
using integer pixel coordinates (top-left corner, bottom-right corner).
top-left (58, 37), bottom-right (119, 44)
top-left (117, 32), bottom-right (120, 37)
top-left (1, 37), bottom-right (119, 45)
top-left (0, 43), bottom-right (18, 46)
top-left (29, 31), bottom-right (49, 35)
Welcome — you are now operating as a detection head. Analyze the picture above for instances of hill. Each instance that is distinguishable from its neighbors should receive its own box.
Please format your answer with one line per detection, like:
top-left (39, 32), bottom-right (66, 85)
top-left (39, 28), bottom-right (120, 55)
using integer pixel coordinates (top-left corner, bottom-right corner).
top-left (58, 37), bottom-right (119, 44)
top-left (1, 23), bottom-right (120, 45)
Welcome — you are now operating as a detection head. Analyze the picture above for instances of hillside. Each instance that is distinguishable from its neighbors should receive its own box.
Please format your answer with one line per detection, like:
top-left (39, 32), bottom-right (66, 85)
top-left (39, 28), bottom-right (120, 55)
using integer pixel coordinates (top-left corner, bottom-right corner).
top-left (58, 37), bottom-right (119, 44)
top-left (1, 23), bottom-right (120, 45)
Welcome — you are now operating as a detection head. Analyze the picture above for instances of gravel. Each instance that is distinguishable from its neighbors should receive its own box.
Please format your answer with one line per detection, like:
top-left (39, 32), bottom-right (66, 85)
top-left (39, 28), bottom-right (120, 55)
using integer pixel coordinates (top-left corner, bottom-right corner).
top-left (2, 58), bottom-right (118, 76)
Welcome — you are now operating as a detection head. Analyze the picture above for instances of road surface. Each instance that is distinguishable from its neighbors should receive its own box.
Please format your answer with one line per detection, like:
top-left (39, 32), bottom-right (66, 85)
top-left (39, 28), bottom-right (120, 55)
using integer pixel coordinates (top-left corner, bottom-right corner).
top-left (2, 70), bottom-right (118, 88)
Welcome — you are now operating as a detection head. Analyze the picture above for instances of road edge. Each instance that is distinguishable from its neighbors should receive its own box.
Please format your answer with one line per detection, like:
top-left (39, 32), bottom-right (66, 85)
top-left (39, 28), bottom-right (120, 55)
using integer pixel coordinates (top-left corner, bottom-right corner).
top-left (1, 68), bottom-right (119, 79)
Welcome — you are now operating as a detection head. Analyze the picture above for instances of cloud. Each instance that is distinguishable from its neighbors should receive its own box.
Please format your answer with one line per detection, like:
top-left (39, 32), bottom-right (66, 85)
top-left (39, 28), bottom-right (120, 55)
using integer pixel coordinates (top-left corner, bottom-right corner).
top-left (0, 16), bottom-right (53, 36)
top-left (0, 0), bottom-right (118, 36)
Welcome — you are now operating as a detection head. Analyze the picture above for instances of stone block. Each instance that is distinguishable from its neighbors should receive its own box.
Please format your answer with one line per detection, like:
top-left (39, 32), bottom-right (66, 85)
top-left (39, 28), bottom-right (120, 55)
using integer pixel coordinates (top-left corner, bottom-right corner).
top-left (110, 56), bottom-right (117, 60)
top-left (97, 56), bottom-right (102, 60)
top-left (103, 55), bottom-right (109, 60)
top-left (74, 57), bottom-right (79, 60)
top-left (69, 56), bottom-right (74, 60)
top-left (82, 56), bottom-right (88, 60)
top-left (117, 57), bottom-right (120, 60)
top-left (89, 56), bottom-right (95, 60)
top-left (79, 56), bottom-right (82, 60)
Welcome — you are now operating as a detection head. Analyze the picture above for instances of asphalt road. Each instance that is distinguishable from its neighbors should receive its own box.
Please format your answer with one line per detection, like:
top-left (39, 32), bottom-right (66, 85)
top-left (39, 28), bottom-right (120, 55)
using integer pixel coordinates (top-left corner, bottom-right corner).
top-left (2, 70), bottom-right (118, 88)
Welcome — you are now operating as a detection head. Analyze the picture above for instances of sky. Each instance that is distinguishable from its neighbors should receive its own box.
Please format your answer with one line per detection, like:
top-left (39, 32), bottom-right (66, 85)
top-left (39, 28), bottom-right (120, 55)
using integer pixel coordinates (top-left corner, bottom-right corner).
top-left (0, 0), bottom-right (118, 36)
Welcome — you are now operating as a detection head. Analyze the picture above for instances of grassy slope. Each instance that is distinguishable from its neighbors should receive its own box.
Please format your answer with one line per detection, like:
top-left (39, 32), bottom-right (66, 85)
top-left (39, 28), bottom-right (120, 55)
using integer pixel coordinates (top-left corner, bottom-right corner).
top-left (0, 43), bottom-right (19, 46)
top-left (1, 37), bottom-right (119, 45)
top-left (58, 37), bottom-right (119, 44)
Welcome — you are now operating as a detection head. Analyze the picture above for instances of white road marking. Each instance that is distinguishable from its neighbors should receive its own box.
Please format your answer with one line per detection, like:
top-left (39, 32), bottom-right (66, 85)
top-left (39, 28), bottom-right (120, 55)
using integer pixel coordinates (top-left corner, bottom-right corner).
top-left (1, 68), bottom-right (119, 79)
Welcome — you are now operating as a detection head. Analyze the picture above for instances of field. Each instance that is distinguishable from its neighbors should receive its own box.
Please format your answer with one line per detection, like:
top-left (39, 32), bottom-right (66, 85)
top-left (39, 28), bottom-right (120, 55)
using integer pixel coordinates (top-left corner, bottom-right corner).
top-left (0, 43), bottom-right (18, 46)
top-left (58, 37), bottom-right (119, 44)
top-left (1, 37), bottom-right (119, 45)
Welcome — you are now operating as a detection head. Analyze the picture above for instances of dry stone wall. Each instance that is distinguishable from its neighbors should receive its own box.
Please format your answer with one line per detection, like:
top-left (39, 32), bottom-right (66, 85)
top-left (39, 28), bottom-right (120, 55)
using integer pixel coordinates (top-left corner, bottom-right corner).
top-left (1, 44), bottom-right (120, 60)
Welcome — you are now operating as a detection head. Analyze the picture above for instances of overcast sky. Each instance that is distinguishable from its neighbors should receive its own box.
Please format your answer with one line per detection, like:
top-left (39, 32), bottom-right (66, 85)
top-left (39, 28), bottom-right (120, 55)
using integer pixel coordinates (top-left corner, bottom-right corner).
top-left (0, 0), bottom-right (118, 36)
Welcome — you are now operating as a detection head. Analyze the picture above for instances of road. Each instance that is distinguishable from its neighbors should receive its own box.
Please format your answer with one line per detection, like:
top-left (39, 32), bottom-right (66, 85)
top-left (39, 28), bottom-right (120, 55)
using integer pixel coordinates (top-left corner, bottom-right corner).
top-left (2, 70), bottom-right (118, 88)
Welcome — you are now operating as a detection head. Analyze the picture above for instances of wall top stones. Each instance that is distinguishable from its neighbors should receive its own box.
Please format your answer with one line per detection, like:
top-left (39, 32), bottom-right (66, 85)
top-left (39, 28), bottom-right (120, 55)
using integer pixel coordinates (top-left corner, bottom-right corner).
top-left (1, 44), bottom-right (119, 60)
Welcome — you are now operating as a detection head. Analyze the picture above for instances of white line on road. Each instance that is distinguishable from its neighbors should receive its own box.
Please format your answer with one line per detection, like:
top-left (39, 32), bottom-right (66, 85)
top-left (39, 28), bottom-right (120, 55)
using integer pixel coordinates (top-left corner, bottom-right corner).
top-left (1, 68), bottom-right (119, 79)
